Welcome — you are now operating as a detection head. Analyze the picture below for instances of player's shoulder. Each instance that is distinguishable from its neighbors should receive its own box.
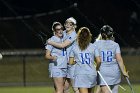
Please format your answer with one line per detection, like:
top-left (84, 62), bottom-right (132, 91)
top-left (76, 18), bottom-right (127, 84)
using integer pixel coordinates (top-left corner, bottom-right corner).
top-left (50, 36), bottom-right (55, 39)
top-left (67, 31), bottom-right (77, 41)
top-left (110, 40), bottom-right (119, 46)
top-left (108, 40), bottom-right (120, 49)
top-left (50, 36), bottom-right (60, 41)
top-left (93, 40), bottom-right (102, 45)
top-left (70, 30), bottom-right (77, 36)
top-left (89, 43), bottom-right (93, 46)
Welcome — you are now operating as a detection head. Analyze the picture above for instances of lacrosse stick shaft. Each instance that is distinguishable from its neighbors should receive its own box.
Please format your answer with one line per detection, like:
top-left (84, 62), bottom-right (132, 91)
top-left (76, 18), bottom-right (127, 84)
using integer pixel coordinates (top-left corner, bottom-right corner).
top-left (97, 71), bottom-right (112, 93)
top-left (119, 85), bottom-right (126, 91)
top-left (126, 77), bottom-right (135, 93)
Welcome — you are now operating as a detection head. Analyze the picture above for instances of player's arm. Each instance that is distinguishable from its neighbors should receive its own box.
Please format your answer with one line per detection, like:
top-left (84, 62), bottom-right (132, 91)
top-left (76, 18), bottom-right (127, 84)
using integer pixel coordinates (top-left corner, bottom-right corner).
top-left (116, 53), bottom-right (129, 77)
top-left (47, 39), bottom-right (71, 48)
top-left (95, 56), bottom-right (101, 71)
top-left (93, 45), bottom-right (101, 71)
top-left (69, 57), bottom-right (75, 65)
top-left (45, 49), bottom-right (57, 61)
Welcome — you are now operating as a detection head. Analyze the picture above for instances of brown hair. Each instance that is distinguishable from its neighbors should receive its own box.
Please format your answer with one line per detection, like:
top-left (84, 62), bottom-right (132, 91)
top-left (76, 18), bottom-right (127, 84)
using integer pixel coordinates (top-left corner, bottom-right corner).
top-left (100, 25), bottom-right (114, 40)
top-left (77, 27), bottom-right (92, 51)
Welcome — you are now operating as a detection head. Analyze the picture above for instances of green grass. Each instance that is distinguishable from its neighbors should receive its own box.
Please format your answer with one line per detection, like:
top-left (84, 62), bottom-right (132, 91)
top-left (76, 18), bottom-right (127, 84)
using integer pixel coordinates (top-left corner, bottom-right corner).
top-left (118, 84), bottom-right (139, 93)
top-left (0, 86), bottom-right (54, 93)
top-left (0, 84), bottom-right (139, 93)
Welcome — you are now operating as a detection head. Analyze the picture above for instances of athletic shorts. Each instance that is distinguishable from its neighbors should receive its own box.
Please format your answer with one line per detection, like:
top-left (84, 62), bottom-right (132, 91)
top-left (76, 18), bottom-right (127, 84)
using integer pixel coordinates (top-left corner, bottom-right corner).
top-left (98, 63), bottom-right (121, 85)
top-left (74, 74), bottom-right (97, 88)
top-left (49, 68), bottom-right (67, 78)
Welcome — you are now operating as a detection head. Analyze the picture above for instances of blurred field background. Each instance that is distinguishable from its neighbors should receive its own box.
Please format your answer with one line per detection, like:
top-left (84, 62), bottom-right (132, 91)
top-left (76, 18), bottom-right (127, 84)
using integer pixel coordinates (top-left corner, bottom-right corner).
top-left (0, 49), bottom-right (139, 93)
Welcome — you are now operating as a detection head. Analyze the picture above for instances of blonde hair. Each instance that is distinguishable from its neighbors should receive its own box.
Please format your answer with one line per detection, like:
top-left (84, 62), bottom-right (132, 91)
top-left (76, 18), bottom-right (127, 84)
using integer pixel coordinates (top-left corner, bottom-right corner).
top-left (66, 17), bottom-right (77, 25)
top-left (77, 27), bottom-right (92, 51)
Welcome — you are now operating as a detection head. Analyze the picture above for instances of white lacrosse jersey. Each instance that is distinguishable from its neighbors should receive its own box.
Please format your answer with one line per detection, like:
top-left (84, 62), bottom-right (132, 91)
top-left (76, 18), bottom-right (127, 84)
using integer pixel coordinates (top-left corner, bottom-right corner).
top-left (70, 43), bottom-right (99, 75)
top-left (94, 40), bottom-right (121, 85)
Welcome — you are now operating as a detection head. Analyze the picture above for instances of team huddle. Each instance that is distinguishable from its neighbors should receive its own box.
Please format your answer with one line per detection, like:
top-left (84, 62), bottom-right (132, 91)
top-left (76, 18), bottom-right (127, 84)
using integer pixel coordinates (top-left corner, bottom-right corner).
top-left (45, 17), bottom-right (129, 93)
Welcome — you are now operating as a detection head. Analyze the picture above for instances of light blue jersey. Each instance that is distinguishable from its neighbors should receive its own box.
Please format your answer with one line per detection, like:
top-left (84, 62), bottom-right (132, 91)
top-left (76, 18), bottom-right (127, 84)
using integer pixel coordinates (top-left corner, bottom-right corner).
top-left (70, 43), bottom-right (99, 88)
top-left (45, 36), bottom-right (67, 69)
top-left (94, 40), bottom-right (120, 63)
top-left (70, 43), bottom-right (99, 75)
top-left (94, 40), bottom-right (121, 85)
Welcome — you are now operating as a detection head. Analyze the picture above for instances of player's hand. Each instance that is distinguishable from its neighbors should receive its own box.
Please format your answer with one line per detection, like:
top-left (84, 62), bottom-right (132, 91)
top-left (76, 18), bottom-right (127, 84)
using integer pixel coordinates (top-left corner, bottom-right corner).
top-left (52, 56), bottom-right (57, 61)
top-left (123, 71), bottom-right (129, 78)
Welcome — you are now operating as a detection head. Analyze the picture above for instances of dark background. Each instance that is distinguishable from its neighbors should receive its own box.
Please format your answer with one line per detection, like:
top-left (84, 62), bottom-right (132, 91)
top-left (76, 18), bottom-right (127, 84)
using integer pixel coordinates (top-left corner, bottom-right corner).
top-left (0, 0), bottom-right (140, 49)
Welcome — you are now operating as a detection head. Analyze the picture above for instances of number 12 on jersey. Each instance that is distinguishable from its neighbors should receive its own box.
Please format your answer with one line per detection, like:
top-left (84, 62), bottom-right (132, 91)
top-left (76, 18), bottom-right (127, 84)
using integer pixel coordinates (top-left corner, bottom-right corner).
top-left (101, 51), bottom-right (113, 62)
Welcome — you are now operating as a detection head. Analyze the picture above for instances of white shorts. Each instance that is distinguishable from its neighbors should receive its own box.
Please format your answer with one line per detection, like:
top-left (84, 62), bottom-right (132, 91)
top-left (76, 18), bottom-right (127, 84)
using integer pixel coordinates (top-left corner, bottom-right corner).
top-left (49, 68), bottom-right (67, 78)
top-left (74, 74), bottom-right (97, 88)
top-left (98, 63), bottom-right (121, 85)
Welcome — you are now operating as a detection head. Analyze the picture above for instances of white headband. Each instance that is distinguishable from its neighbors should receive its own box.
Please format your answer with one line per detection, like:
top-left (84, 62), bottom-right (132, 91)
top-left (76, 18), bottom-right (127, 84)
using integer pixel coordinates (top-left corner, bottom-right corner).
top-left (66, 17), bottom-right (76, 24)
top-left (52, 22), bottom-right (62, 31)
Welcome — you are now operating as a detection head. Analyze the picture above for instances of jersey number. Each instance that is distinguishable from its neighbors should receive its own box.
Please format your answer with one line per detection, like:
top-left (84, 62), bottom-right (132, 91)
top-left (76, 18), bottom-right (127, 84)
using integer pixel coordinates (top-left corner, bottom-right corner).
top-left (79, 53), bottom-right (90, 64)
top-left (101, 51), bottom-right (113, 62)
top-left (62, 48), bottom-right (66, 56)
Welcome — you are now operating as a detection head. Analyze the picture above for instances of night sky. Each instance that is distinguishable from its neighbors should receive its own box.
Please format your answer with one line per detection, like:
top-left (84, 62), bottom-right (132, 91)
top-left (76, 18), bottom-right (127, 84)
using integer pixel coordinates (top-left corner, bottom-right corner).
top-left (0, 0), bottom-right (140, 49)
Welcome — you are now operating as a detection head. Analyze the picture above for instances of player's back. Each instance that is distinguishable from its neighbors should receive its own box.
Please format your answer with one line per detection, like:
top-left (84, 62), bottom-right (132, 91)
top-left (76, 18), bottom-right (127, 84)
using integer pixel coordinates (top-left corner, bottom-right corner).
top-left (94, 40), bottom-right (120, 64)
top-left (71, 43), bottom-right (97, 75)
